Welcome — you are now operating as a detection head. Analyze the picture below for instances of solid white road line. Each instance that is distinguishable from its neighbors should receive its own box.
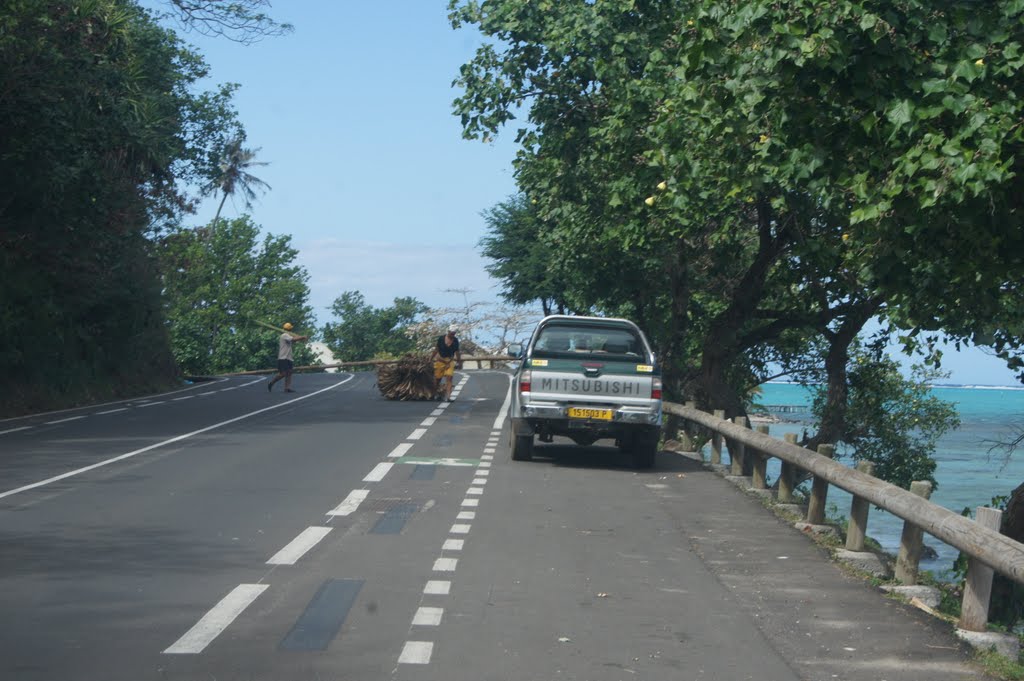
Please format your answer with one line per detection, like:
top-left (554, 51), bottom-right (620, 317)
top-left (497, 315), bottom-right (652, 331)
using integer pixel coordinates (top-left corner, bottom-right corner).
top-left (433, 558), bottom-right (458, 571)
top-left (0, 426), bottom-right (32, 436)
top-left (492, 376), bottom-right (513, 431)
top-left (198, 391), bottom-right (217, 396)
top-left (420, 417), bottom-right (436, 427)
top-left (443, 539), bottom-right (464, 551)
top-left (424, 580), bottom-right (450, 595)
top-left (363, 462), bottom-right (394, 482)
top-left (327, 489), bottom-right (370, 516)
top-left (457, 511), bottom-right (475, 520)
top-left (412, 607), bottom-right (444, 626)
top-left (164, 584), bottom-right (267, 654)
top-left (408, 428), bottom-right (427, 440)
top-left (45, 415), bottom-right (86, 425)
top-left (450, 524), bottom-right (471, 535)
top-left (172, 396), bottom-right (194, 401)
top-left (0, 377), bottom-right (355, 501)
top-left (96, 408), bottom-right (129, 415)
top-left (267, 526), bottom-right (332, 565)
top-left (398, 641), bottom-right (433, 664)
top-left (388, 442), bottom-right (413, 459)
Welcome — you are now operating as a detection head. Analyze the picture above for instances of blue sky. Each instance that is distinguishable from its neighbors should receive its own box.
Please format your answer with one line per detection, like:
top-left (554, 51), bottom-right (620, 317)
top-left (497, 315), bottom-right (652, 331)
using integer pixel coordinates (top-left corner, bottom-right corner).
top-left (165, 1), bottom-right (1020, 387)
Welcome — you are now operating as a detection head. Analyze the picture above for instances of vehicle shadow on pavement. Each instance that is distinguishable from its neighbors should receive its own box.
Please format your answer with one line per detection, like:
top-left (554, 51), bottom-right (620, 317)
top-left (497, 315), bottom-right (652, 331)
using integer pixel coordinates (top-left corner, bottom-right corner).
top-left (526, 441), bottom-right (702, 474)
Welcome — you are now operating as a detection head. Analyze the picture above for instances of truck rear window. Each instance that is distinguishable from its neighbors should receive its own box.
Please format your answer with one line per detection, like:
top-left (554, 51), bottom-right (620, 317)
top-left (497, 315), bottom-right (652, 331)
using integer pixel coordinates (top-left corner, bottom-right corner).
top-left (532, 324), bottom-right (645, 360)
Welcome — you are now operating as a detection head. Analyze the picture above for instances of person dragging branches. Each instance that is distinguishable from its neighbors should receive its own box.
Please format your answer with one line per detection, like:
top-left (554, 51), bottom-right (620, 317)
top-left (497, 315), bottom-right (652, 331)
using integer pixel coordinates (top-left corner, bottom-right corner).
top-left (268, 322), bottom-right (308, 393)
top-left (431, 324), bottom-right (462, 401)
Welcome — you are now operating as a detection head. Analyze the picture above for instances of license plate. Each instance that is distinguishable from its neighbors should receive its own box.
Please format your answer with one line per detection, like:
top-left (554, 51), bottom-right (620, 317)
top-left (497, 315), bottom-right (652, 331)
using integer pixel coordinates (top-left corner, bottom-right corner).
top-left (568, 407), bottom-right (613, 421)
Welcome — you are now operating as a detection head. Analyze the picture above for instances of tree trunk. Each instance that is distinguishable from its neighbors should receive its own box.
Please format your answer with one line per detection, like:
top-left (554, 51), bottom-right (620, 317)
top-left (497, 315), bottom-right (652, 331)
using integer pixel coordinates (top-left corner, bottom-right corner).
top-left (990, 481), bottom-right (1024, 627)
top-left (213, 191), bottom-right (229, 222)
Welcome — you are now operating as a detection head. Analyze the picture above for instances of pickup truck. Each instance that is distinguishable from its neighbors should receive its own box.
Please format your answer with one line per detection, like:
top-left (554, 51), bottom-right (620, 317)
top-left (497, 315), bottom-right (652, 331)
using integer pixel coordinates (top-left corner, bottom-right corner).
top-left (507, 315), bottom-right (663, 468)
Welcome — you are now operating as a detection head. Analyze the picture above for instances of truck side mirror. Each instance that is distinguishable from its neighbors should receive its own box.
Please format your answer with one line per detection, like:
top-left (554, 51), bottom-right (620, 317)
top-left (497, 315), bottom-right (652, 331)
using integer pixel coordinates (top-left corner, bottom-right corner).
top-left (507, 343), bottom-right (523, 358)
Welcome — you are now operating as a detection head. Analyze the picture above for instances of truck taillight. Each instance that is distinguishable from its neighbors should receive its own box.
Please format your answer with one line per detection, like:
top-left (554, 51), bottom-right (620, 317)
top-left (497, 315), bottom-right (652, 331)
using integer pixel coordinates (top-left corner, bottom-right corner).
top-left (651, 377), bottom-right (662, 400)
top-left (519, 369), bottom-right (532, 393)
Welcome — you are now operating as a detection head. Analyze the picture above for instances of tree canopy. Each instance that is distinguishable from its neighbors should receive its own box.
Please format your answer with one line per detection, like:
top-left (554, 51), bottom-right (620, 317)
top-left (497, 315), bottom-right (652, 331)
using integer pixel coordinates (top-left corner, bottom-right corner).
top-left (322, 292), bottom-right (427, 363)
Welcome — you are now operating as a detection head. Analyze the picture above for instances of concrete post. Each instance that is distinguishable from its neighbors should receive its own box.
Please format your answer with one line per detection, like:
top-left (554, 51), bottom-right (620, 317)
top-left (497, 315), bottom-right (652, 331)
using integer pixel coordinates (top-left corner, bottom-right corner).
top-left (806, 444), bottom-right (835, 525)
top-left (779, 433), bottom-right (797, 503)
top-left (729, 416), bottom-right (748, 476)
top-left (845, 460), bottom-right (876, 551)
top-left (752, 424), bottom-right (770, 490)
top-left (959, 507), bottom-right (1003, 632)
top-left (710, 410), bottom-right (725, 465)
top-left (895, 481), bottom-right (934, 585)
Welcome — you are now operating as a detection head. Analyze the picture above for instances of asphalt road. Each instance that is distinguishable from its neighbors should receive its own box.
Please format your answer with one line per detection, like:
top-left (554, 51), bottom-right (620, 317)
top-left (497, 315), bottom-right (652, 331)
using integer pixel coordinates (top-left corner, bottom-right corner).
top-left (0, 371), bottom-right (992, 680)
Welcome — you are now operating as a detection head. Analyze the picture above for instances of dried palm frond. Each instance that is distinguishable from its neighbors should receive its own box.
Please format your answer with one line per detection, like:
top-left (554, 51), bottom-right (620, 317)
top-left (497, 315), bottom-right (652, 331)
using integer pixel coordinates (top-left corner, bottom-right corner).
top-left (377, 355), bottom-right (438, 401)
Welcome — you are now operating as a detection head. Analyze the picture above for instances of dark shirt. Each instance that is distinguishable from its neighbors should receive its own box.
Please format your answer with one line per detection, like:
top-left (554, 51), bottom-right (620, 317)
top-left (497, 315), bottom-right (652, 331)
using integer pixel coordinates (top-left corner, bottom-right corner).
top-left (436, 335), bottom-right (460, 359)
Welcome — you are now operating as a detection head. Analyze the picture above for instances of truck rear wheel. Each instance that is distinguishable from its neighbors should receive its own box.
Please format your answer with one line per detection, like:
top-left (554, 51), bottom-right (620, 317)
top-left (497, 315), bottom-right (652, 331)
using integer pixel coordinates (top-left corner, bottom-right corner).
top-left (511, 433), bottom-right (534, 461)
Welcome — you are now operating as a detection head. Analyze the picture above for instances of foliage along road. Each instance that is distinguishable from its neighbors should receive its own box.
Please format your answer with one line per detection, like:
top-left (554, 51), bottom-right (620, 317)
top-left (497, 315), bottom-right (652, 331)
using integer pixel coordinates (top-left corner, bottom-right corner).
top-left (0, 371), bottom-right (993, 680)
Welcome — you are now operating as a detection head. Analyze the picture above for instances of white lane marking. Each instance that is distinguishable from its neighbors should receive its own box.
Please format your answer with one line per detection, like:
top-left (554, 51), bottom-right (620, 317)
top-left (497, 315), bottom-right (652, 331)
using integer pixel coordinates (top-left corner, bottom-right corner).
top-left (412, 607), bottom-right (444, 626)
top-left (467, 487), bottom-right (483, 496)
top-left (481, 455), bottom-right (493, 461)
top-left (492, 376), bottom-right (513, 431)
top-left (443, 539), bottom-right (464, 551)
top-left (424, 580), bottom-right (450, 595)
top-left (457, 511), bottom-right (475, 520)
top-left (363, 462), bottom-right (394, 482)
top-left (138, 402), bottom-right (165, 408)
top-left (96, 408), bottom-right (128, 415)
top-left (0, 426), bottom-right (32, 436)
top-left (45, 415), bottom-right (86, 425)
top-left (461, 498), bottom-right (479, 507)
top-left (220, 387), bottom-right (237, 391)
top-left (420, 417), bottom-right (436, 427)
top-left (164, 584), bottom-right (267, 654)
top-left (486, 439), bottom-right (499, 444)
top-left (327, 489), bottom-right (370, 516)
top-left (435, 402), bottom-right (448, 410)
top-left (478, 461), bottom-right (492, 469)
top-left (267, 526), bottom-right (332, 565)
top-left (433, 558), bottom-right (458, 571)
top-left (198, 391), bottom-right (217, 396)
top-left (450, 524), bottom-right (471, 535)
top-left (0, 377), bottom-right (355, 501)
top-left (398, 641), bottom-right (433, 664)
top-left (475, 469), bottom-right (490, 476)
top-left (472, 478), bottom-right (487, 485)
top-left (388, 442), bottom-right (413, 459)
top-left (408, 428), bottom-right (427, 440)
top-left (172, 396), bottom-right (194, 401)
top-left (430, 409), bottom-right (444, 417)
top-left (490, 431), bottom-right (501, 436)
top-left (483, 448), bottom-right (496, 454)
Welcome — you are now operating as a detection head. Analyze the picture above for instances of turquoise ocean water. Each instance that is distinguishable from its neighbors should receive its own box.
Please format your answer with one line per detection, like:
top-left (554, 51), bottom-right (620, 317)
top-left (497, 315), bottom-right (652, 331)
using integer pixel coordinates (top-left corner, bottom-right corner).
top-left (748, 383), bottom-right (1024, 579)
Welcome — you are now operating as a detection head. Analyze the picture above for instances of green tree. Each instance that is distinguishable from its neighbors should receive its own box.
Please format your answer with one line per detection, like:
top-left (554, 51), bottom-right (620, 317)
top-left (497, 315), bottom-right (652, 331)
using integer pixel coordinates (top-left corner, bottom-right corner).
top-left (159, 217), bottom-right (315, 374)
top-left (322, 292), bottom-right (426, 363)
top-left (162, 0), bottom-right (293, 44)
top-left (206, 137), bottom-right (272, 222)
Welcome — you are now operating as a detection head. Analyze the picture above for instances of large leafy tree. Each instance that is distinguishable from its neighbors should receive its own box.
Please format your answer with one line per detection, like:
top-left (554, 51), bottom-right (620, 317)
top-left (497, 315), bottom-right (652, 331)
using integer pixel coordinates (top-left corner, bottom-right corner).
top-left (322, 292), bottom-right (426, 363)
top-left (159, 217), bottom-right (315, 374)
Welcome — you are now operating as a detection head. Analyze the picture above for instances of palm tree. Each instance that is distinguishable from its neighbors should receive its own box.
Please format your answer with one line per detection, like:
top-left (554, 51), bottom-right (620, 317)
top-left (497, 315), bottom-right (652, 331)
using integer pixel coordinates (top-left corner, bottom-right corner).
top-left (209, 138), bottom-right (271, 222)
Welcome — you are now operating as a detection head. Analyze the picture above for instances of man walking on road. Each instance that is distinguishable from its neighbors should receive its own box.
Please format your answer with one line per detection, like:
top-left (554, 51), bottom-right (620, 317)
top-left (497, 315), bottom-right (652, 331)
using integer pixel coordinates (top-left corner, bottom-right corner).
top-left (268, 322), bottom-right (308, 393)
top-left (431, 324), bottom-right (462, 401)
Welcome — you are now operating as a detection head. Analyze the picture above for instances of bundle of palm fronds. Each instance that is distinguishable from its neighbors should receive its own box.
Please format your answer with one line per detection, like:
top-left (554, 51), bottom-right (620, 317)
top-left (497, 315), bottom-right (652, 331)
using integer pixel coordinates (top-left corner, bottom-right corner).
top-left (377, 354), bottom-right (437, 400)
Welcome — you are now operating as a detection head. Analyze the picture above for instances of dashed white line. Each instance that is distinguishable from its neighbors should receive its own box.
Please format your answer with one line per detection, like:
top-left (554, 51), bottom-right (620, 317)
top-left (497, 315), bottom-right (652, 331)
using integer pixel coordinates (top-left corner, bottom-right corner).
top-left (388, 442), bottom-right (413, 459)
top-left (450, 524), bottom-right (471, 535)
top-left (430, 409), bottom-right (444, 417)
top-left (164, 584), bottom-right (267, 654)
top-left (478, 461), bottom-right (492, 469)
top-left (433, 558), bottom-right (458, 571)
top-left (443, 539), bottom-right (464, 551)
top-left (483, 448), bottom-right (496, 454)
top-left (461, 498), bottom-right (479, 507)
top-left (475, 469), bottom-right (490, 476)
top-left (327, 489), bottom-right (370, 516)
top-left (137, 401), bottom-right (165, 408)
top-left (420, 417), bottom-right (437, 427)
top-left (172, 396), bottom-right (194, 401)
top-left (412, 607), bottom-right (444, 626)
top-left (363, 462), bottom-right (394, 482)
top-left (0, 426), bottom-right (31, 436)
top-left (398, 641), bottom-right (433, 664)
top-left (457, 511), bottom-right (475, 520)
top-left (266, 526), bottom-right (332, 565)
top-left (45, 415), bottom-right (86, 425)
top-left (424, 580), bottom-right (450, 595)
top-left (96, 408), bottom-right (128, 415)
top-left (408, 428), bottom-right (427, 440)
top-left (472, 478), bottom-right (487, 485)
top-left (467, 487), bottom-right (484, 496)
top-left (198, 391), bottom-right (217, 396)
top-left (481, 455), bottom-right (494, 461)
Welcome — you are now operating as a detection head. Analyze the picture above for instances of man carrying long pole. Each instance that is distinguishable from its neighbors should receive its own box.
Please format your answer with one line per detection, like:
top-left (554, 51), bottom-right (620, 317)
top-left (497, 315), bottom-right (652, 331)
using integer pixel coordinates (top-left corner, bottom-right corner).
top-left (267, 322), bottom-right (309, 393)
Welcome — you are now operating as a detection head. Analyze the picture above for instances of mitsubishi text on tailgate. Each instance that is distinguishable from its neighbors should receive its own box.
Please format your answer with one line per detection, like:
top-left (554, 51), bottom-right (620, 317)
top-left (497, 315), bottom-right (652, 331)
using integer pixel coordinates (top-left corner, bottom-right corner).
top-left (508, 315), bottom-right (663, 468)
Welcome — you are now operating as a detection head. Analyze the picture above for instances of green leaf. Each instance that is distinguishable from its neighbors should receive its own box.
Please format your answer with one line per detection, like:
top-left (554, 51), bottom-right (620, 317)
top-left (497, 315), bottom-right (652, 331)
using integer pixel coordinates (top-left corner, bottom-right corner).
top-left (885, 99), bottom-right (914, 128)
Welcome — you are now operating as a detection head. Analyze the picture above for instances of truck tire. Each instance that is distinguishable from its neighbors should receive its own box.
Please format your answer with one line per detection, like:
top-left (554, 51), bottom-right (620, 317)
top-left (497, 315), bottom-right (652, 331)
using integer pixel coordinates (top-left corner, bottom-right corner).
top-left (511, 433), bottom-right (534, 461)
top-left (632, 432), bottom-right (658, 469)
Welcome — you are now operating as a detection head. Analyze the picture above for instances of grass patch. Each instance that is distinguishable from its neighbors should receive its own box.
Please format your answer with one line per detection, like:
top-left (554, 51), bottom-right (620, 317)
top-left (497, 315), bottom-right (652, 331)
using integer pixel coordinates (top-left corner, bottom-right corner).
top-left (977, 648), bottom-right (1024, 681)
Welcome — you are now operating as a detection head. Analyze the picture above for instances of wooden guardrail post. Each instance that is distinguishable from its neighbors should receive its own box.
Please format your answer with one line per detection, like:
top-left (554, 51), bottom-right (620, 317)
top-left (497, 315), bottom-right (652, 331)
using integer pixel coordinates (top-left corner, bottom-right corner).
top-left (752, 424), bottom-right (770, 490)
top-left (845, 460), bottom-right (876, 551)
top-left (895, 481), bottom-right (934, 585)
top-left (805, 444), bottom-right (835, 524)
top-left (678, 400), bottom-right (698, 452)
top-left (729, 416), bottom-right (748, 476)
top-left (710, 410), bottom-right (726, 465)
top-left (779, 433), bottom-right (798, 503)
top-left (959, 507), bottom-right (1003, 631)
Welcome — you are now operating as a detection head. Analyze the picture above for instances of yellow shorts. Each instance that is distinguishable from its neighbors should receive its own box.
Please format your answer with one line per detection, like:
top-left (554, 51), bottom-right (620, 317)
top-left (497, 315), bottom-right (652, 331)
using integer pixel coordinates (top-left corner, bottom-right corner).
top-left (434, 359), bottom-right (455, 380)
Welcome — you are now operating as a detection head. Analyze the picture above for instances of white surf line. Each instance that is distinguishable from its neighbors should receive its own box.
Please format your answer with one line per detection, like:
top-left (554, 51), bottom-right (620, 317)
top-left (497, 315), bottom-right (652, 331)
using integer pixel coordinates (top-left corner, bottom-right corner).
top-left (398, 641), bottom-right (433, 664)
top-left (0, 426), bottom-right (32, 436)
top-left (423, 580), bottom-right (450, 595)
top-left (164, 584), bottom-right (268, 654)
top-left (412, 607), bottom-right (444, 626)
top-left (433, 557), bottom-right (458, 571)
top-left (96, 407), bottom-right (128, 415)
top-left (407, 428), bottom-right (427, 440)
top-left (267, 526), bottom-right (332, 565)
top-left (492, 375), bottom-right (513, 431)
top-left (420, 416), bottom-right (436, 427)
top-left (327, 489), bottom-right (370, 516)
top-left (44, 415), bottom-right (86, 425)
top-left (388, 442), bottom-right (413, 459)
top-left (0, 376), bottom-right (354, 501)
top-left (363, 462), bottom-right (394, 482)
top-left (443, 539), bottom-right (464, 551)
